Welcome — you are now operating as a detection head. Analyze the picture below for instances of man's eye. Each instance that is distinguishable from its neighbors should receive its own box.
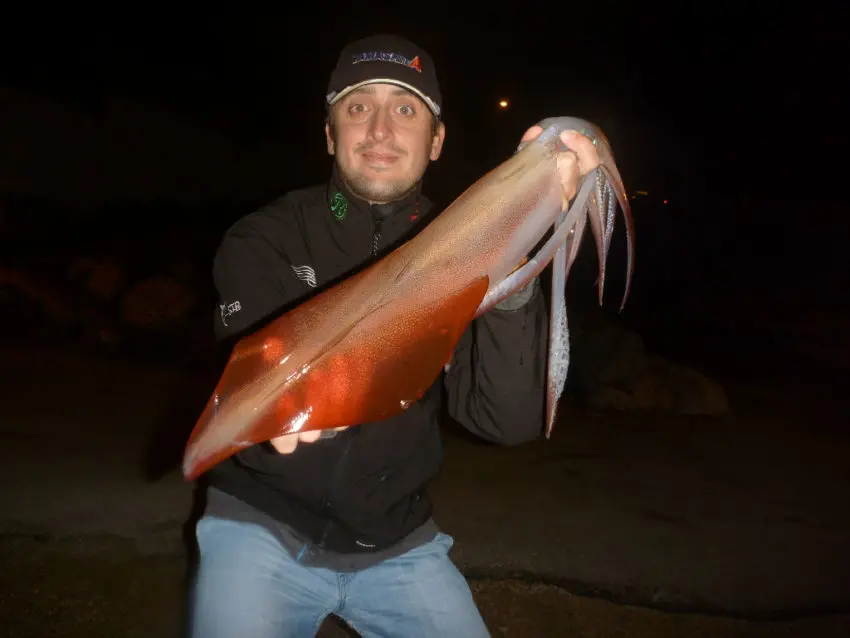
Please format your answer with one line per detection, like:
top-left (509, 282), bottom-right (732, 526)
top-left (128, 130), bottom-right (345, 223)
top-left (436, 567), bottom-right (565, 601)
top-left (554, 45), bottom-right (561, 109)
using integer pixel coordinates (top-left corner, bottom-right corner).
top-left (398, 105), bottom-right (414, 116)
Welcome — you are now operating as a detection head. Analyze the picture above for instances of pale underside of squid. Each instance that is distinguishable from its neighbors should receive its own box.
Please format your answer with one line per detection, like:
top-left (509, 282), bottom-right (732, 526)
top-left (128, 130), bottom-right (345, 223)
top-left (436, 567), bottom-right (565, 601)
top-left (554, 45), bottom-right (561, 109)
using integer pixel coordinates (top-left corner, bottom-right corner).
top-left (182, 116), bottom-right (635, 481)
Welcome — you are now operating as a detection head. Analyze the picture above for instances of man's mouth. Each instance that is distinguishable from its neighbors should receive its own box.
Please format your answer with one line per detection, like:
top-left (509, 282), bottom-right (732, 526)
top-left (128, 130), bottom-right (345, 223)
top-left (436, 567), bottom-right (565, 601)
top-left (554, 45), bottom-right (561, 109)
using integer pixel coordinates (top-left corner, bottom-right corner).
top-left (362, 151), bottom-right (400, 165)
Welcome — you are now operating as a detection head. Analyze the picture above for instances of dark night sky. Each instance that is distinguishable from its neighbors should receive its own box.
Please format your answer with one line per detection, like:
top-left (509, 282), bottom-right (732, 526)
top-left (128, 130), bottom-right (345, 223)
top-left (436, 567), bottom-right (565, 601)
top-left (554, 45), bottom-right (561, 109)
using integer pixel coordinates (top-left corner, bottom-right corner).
top-left (2, 3), bottom-right (836, 181)
top-left (0, 3), bottom-right (844, 312)
top-left (3, 4), bottom-right (840, 179)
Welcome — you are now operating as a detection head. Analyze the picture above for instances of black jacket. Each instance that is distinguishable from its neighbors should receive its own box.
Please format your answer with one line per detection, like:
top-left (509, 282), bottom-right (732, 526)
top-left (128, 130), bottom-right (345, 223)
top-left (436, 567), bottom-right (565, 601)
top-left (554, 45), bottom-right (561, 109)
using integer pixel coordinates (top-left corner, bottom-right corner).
top-left (205, 165), bottom-right (548, 554)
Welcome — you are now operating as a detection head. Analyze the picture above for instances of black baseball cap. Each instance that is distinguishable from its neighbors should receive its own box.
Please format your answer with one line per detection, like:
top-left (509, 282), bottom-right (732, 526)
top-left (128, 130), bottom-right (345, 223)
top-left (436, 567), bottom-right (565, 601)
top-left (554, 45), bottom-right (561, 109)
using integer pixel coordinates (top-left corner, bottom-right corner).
top-left (326, 34), bottom-right (442, 119)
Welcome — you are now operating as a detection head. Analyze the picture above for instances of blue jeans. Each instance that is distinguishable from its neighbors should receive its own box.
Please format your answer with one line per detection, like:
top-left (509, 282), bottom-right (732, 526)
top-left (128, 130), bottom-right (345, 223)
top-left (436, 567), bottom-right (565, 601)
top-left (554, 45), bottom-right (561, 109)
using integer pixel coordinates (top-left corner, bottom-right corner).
top-left (188, 515), bottom-right (490, 637)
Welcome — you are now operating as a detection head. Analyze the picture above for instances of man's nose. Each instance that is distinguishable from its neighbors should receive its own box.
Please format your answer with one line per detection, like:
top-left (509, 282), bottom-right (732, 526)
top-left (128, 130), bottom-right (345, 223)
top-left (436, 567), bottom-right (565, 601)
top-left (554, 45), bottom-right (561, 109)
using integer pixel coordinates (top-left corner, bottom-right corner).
top-left (368, 109), bottom-right (393, 141)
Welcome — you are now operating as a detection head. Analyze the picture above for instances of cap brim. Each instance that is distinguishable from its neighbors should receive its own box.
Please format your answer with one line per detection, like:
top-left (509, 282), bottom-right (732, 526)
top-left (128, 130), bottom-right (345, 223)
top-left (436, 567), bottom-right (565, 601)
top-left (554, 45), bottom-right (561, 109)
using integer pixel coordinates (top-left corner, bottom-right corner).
top-left (327, 79), bottom-right (441, 118)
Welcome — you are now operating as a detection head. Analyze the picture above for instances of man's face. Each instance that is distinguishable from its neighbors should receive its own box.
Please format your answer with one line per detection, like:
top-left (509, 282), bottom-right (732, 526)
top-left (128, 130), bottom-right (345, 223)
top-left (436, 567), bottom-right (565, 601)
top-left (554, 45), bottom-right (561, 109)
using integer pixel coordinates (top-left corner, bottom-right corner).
top-left (325, 83), bottom-right (446, 204)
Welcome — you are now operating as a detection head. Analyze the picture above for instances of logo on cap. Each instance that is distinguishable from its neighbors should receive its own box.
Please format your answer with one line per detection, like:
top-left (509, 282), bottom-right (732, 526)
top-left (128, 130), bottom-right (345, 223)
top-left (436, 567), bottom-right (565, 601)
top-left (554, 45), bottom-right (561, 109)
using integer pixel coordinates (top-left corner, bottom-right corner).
top-left (352, 51), bottom-right (422, 73)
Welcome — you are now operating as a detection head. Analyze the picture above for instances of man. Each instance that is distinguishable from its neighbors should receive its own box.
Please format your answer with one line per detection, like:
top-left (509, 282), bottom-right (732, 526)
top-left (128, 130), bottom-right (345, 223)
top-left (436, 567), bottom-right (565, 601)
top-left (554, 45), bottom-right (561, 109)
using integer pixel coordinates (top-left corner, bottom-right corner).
top-left (189, 34), bottom-right (597, 638)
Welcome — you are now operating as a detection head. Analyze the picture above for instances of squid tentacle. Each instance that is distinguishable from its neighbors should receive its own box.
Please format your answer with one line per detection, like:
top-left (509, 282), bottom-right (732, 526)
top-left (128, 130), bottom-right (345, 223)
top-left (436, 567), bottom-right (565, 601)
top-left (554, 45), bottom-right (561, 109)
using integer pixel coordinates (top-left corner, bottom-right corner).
top-left (546, 210), bottom-right (570, 438)
top-left (598, 164), bottom-right (635, 312)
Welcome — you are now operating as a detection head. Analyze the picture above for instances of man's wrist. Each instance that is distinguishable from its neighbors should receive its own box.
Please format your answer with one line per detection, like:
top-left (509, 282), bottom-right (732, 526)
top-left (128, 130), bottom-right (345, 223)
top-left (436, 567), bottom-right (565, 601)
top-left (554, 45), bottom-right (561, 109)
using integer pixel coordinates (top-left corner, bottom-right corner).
top-left (494, 277), bottom-right (538, 311)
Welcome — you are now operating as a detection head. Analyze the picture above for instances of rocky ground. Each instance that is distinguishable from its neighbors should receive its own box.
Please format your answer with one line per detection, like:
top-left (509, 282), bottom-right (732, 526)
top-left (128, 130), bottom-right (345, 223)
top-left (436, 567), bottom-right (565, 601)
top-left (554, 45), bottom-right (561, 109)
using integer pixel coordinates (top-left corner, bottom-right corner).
top-left (3, 534), bottom-right (849, 637)
top-left (1, 338), bottom-right (848, 636)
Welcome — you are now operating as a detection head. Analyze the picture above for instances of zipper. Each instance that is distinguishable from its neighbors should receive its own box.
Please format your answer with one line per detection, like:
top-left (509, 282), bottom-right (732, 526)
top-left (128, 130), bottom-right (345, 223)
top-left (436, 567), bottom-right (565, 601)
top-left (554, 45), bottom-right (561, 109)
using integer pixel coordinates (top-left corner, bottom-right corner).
top-left (371, 210), bottom-right (383, 258)
top-left (316, 428), bottom-right (357, 549)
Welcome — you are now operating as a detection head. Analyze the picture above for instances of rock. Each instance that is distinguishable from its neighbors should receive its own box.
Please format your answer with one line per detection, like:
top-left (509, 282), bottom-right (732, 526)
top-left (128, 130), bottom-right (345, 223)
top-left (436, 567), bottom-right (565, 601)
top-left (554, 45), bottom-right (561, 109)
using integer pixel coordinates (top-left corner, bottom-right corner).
top-left (668, 363), bottom-right (730, 415)
top-left (569, 314), bottom-right (729, 416)
top-left (630, 367), bottom-right (677, 412)
top-left (68, 257), bottom-right (123, 300)
top-left (571, 318), bottom-right (646, 389)
top-left (120, 276), bottom-right (196, 331)
top-left (0, 266), bottom-right (76, 323)
top-left (580, 384), bottom-right (636, 411)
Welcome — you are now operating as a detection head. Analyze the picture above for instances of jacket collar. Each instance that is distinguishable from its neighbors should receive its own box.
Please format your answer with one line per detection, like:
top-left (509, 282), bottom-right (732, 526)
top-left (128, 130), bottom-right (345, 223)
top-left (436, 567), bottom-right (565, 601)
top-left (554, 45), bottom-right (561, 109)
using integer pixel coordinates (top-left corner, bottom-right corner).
top-left (326, 163), bottom-right (423, 223)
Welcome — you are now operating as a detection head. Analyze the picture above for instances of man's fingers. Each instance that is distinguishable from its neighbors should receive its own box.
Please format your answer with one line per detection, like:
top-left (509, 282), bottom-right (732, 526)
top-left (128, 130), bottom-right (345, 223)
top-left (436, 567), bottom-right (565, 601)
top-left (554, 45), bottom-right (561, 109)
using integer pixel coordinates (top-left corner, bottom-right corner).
top-left (559, 131), bottom-right (600, 175)
top-left (299, 429), bottom-right (323, 443)
top-left (519, 127), bottom-right (599, 174)
top-left (520, 125), bottom-right (544, 144)
top-left (556, 152), bottom-right (580, 205)
top-left (270, 433), bottom-right (299, 454)
top-left (270, 426), bottom-right (352, 453)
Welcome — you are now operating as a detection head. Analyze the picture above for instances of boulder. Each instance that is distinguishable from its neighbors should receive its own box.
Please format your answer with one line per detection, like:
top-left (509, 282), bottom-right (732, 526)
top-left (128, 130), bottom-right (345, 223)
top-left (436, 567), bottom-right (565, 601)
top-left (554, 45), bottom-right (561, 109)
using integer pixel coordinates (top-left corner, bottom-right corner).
top-left (568, 314), bottom-right (729, 416)
top-left (67, 257), bottom-right (123, 300)
top-left (120, 276), bottom-right (196, 331)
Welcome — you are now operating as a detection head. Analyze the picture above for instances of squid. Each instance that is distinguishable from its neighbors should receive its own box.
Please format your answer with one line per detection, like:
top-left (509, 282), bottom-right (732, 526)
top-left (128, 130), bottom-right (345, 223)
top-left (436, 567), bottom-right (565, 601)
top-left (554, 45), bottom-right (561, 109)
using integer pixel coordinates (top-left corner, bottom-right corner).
top-left (182, 117), bottom-right (635, 481)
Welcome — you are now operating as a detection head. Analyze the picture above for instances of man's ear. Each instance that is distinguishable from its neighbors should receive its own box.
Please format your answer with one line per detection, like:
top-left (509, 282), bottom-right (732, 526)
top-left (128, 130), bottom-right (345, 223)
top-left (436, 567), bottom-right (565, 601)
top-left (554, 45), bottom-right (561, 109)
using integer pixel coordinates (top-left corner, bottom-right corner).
top-left (325, 118), bottom-right (335, 155)
top-left (430, 120), bottom-right (446, 161)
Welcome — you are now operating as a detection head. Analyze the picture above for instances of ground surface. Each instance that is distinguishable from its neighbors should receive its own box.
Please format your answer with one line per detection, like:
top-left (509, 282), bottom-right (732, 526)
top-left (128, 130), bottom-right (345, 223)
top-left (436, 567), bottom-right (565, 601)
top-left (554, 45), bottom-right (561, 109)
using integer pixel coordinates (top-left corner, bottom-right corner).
top-left (1, 341), bottom-right (848, 636)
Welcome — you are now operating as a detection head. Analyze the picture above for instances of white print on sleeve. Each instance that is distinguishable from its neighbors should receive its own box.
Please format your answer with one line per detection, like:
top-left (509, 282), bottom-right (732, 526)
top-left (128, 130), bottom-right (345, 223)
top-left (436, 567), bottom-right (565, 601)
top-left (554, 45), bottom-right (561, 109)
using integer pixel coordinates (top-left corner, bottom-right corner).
top-left (219, 301), bottom-right (242, 327)
top-left (291, 264), bottom-right (317, 288)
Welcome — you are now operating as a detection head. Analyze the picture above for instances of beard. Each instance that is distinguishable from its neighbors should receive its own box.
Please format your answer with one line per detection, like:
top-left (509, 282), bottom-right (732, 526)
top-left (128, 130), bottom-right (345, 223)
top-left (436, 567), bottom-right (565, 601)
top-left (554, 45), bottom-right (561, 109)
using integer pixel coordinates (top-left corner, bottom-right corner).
top-left (339, 166), bottom-right (417, 204)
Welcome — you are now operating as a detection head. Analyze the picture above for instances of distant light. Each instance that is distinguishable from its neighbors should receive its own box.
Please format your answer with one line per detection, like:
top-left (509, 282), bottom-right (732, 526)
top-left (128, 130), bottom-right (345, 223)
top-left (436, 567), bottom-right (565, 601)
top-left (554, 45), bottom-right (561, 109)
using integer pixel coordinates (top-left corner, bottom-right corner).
top-left (663, 199), bottom-right (669, 204)
top-left (498, 99), bottom-right (509, 109)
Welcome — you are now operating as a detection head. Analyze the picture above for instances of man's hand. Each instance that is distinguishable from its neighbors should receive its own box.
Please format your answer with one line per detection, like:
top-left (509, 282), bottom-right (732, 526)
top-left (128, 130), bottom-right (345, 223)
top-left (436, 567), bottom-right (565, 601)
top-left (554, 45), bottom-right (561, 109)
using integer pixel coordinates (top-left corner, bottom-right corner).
top-left (269, 426), bottom-right (350, 454)
top-left (519, 125), bottom-right (601, 205)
